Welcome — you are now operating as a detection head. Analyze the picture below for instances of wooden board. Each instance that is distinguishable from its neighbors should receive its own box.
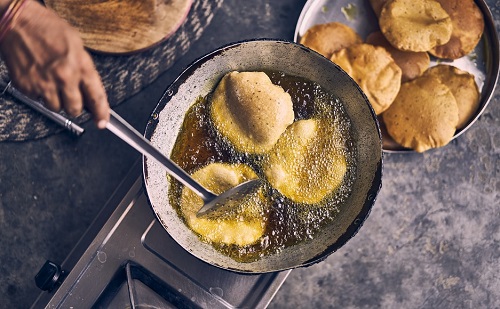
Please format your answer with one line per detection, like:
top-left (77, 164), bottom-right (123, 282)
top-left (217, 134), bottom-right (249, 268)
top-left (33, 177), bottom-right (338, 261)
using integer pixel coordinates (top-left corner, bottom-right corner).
top-left (44, 0), bottom-right (193, 54)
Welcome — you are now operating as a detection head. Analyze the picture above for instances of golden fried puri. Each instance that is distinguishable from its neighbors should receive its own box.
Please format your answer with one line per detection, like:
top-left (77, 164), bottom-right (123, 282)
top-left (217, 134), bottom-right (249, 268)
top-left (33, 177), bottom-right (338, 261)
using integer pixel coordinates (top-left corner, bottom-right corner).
top-left (330, 43), bottom-right (402, 114)
top-left (299, 22), bottom-right (362, 58)
top-left (430, 0), bottom-right (484, 59)
top-left (379, 0), bottom-right (452, 52)
top-left (383, 74), bottom-right (459, 152)
top-left (366, 31), bottom-right (430, 82)
top-left (210, 71), bottom-right (294, 154)
top-left (180, 163), bottom-right (266, 246)
top-left (424, 65), bottom-right (480, 129)
top-left (263, 118), bottom-right (347, 204)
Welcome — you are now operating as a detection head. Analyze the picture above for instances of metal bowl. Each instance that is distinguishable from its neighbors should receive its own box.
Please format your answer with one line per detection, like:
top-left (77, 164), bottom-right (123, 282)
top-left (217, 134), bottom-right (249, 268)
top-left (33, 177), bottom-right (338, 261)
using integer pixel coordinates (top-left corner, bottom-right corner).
top-left (143, 39), bottom-right (382, 273)
top-left (294, 0), bottom-right (500, 153)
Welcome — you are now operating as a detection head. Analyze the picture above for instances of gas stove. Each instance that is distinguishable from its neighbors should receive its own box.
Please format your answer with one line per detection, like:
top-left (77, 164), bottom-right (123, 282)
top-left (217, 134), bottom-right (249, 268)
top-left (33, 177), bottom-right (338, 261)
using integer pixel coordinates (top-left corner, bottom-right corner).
top-left (31, 161), bottom-right (290, 308)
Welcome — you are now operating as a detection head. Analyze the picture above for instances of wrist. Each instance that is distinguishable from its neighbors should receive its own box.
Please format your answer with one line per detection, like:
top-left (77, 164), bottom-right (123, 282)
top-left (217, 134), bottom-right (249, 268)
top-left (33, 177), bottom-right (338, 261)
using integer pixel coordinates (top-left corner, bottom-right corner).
top-left (0, 0), bottom-right (29, 42)
top-left (0, 0), bottom-right (11, 12)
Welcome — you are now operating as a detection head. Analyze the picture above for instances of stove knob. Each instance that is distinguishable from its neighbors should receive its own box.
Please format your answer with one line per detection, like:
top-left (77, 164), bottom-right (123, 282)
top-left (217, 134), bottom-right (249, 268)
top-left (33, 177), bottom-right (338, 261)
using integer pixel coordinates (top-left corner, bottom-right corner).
top-left (35, 260), bottom-right (66, 292)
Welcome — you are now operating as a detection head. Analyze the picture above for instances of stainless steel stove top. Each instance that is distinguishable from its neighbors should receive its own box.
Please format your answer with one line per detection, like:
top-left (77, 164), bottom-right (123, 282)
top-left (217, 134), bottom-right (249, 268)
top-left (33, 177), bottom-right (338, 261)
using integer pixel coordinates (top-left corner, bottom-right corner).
top-left (31, 161), bottom-right (290, 308)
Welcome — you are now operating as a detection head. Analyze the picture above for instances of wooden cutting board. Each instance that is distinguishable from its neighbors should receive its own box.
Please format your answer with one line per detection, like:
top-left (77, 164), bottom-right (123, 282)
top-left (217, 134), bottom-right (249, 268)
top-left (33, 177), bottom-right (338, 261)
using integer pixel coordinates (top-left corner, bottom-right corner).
top-left (44, 0), bottom-right (193, 54)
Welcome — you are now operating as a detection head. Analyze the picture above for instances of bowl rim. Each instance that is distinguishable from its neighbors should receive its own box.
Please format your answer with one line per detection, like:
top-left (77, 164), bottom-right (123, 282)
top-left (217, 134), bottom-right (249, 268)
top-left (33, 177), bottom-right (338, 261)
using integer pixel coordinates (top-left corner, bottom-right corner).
top-left (142, 38), bottom-right (383, 273)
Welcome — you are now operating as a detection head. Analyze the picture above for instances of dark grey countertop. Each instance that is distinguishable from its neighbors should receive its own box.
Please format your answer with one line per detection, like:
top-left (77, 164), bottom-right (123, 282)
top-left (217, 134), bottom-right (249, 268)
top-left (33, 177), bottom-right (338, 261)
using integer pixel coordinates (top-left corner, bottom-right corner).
top-left (1, 0), bottom-right (499, 308)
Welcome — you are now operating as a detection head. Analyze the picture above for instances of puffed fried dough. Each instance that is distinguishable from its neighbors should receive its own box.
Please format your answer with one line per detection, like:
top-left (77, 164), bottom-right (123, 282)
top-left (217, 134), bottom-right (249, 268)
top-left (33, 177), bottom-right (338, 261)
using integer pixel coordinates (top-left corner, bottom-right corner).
top-left (382, 74), bottom-right (458, 152)
top-left (366, 31), bottom-right (430, 82)
top-left (180, 163), bottom-right (266, 246)
top-left (368, 0), bottom-right (389, 17)
top-left (263, 119), bottom-right (347, 204)
top-left (330, 43), bottom-right (402, 115)
top-left (430, 0), bottom-right (484, 59)
top-left (299, 22), bottom-right (362, 58)
top-left (210, 71), bottom-right (294, 154)
top-left (424, 65), bottom-right (480, 129)
top-left (379, 0), bottom-right (452, 52)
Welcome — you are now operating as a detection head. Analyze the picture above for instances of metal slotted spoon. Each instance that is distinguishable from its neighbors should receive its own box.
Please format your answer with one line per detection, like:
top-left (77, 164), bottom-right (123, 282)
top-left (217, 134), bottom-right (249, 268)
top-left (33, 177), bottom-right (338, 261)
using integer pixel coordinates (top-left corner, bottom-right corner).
top-left (106, 109), bottom-right (262, 218)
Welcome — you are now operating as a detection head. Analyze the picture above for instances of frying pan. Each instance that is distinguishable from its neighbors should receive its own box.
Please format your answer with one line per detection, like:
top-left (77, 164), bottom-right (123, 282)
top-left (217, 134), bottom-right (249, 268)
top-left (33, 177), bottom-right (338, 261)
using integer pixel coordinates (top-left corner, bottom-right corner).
top-left (143, 39), bottom-right (382, 273)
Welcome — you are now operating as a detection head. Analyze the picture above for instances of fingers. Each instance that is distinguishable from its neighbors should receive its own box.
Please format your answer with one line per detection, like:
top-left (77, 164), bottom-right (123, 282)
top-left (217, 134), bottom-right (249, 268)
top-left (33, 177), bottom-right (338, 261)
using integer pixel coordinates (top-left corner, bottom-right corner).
top-left (81, 79), bottom-right (109, 129)
top-left (40, 84), bottom-right (61, 113)
top-left (51, 63), bottom-right (84, 117)
top-left (29, 58), bottom-right (108, 126)
top-left (15, 56), bottom-right (108, 126)
top-left (80, 55), bottom-right (109, 129)
top-left (13, 76), bottom-right (64, 114)
top-left (59, 83), bottom-right (83, 117)
top-left (28, 66), bottom-right (84, 117)
top-left (0, 1), bottom-right (108, 128)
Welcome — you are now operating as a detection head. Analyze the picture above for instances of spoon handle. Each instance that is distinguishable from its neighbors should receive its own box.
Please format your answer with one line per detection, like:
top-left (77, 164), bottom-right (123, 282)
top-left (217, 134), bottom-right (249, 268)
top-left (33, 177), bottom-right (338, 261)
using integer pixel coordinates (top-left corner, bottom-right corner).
top-left (106, 109), bottom-right (216, 202)
top-left (2, 81), bottom-right (85, 136)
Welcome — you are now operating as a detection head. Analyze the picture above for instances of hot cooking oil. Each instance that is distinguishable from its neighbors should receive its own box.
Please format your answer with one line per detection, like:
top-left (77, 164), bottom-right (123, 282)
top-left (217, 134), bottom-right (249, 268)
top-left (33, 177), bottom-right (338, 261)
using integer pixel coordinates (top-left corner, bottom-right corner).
top-left (169, 70), bottom-right (356, 263)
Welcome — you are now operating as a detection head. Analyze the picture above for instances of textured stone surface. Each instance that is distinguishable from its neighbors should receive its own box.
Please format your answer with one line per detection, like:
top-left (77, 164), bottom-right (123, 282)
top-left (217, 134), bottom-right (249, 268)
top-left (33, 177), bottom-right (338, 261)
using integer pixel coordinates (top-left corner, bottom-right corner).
top-left (0, 0), bottom-right (498, 308)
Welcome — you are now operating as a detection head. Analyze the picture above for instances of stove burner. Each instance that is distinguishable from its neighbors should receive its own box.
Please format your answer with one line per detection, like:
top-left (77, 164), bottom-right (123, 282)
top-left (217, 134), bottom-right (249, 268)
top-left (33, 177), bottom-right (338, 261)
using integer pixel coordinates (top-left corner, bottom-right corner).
top-left (32, 162), bottom-right (289, 308)
top-left (94, 263), bottom-right (195, 309)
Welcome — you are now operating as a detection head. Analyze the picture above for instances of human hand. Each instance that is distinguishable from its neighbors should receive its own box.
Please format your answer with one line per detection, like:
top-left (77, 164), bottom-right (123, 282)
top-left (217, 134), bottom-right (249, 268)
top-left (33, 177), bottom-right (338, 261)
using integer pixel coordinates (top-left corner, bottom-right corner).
top-left (0, 0), bottom-right (110, 128)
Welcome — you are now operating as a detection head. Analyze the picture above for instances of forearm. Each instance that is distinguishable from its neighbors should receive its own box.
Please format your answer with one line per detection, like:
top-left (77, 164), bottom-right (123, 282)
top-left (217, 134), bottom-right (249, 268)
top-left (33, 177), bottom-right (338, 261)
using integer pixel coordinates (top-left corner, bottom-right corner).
top-left (0, 0), bottom-right (31, 43)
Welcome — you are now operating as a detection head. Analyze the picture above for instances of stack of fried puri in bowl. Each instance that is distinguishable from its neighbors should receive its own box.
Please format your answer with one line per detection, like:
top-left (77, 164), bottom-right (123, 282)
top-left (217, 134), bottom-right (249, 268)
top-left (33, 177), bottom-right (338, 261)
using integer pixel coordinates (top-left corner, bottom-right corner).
top-left (299, 0), bottom-right (485, 152)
